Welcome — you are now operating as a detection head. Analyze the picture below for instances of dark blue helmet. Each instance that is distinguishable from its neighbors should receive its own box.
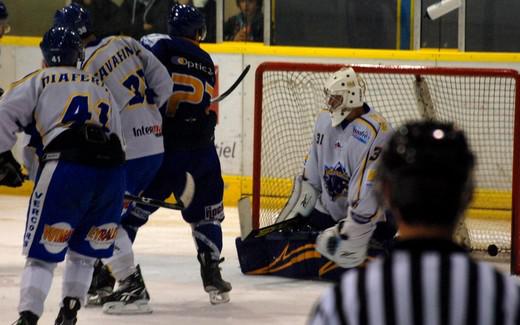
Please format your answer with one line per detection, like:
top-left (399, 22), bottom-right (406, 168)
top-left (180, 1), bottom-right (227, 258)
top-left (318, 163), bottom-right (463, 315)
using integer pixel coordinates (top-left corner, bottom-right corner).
top-left (40, 26), bottom-right (83, 67)
top-left (168, 4), bottom-right (206, 41)
top-left (0, 1), bottom-right (7, 20)
top-left (53, 3), bottom-right (92, 38)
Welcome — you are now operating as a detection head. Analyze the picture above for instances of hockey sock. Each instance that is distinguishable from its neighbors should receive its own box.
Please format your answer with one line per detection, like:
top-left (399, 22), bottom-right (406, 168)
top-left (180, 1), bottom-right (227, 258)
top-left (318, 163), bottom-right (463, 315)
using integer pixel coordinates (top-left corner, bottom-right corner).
top-left (122, 205), bottom-right (155, 242)
top-left (192, 221), bottom-right (223, 260)
top-left (62, 250), bottom-right (96, 306)
top-left (103, 227), bottom-right (136, 281)
top-left (18, 258), bottom-right (56, 317)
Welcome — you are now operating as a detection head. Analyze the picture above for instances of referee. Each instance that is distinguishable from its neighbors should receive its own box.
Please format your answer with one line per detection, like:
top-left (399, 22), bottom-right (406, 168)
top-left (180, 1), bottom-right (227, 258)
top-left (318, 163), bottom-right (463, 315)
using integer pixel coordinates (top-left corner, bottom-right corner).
top-left (308, 121), bottom-right (520, 325)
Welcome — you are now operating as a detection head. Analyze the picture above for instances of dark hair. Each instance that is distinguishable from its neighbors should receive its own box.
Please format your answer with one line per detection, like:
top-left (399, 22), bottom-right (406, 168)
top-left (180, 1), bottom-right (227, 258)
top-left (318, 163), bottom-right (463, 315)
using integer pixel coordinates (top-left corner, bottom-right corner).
top-left (377, 121), bottom-right (474, 226)
top-left (235, 0), bottom-right (263, 8)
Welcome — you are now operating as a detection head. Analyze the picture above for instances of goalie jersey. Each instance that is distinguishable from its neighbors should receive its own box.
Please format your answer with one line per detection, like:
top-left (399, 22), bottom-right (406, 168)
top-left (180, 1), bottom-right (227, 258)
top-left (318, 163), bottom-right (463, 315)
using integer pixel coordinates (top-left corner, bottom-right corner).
top-left (303, 104), bottom-right (393, 224)
top-left (81, 36), bottom-right (173, 160)
top-left (0, 67), bottom-right (122, 154)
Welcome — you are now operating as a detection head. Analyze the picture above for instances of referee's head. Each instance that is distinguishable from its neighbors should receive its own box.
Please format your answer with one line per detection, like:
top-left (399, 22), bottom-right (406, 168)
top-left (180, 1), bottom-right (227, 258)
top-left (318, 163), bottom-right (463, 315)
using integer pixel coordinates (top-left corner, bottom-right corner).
top-left (377, 121), bottom-right (475, 233)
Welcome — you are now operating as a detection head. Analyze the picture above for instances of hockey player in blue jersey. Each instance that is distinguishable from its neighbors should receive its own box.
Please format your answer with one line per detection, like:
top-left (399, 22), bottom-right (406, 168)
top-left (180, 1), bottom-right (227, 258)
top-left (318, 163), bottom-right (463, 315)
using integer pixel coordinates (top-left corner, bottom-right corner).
top-left (128, 4), bottom-right (231, 304)
top-left (1, 26), bottom-right (126, 325)
top-left (52, 3), bottom-right (184, 314)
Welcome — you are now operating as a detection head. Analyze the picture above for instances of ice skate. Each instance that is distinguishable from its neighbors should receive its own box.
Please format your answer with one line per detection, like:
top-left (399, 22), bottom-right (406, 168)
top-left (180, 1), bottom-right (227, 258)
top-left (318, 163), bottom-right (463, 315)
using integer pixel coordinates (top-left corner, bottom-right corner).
top-left (198, 253), bottom-right (232, 305)
top-left (86, 260), bottom-right (116, 306)
top-left (54, 297), bottom-right (80, 325)
top-left (12, 311), bottom-right (38, 325)
top-left (102, 265), bottom-right (153, 315)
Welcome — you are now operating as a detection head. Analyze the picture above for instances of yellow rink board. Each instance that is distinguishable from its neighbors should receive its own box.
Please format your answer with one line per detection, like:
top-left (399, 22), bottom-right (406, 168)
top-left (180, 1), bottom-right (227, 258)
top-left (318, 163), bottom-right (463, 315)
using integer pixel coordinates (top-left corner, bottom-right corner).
top-left (0, 175), bottom-right (512, 221)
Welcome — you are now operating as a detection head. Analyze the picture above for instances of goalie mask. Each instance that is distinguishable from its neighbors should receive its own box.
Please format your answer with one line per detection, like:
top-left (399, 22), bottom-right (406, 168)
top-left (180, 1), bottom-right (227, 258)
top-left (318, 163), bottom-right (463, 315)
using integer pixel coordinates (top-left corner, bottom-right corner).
top-left (324, 67), bottom-right (366, 127)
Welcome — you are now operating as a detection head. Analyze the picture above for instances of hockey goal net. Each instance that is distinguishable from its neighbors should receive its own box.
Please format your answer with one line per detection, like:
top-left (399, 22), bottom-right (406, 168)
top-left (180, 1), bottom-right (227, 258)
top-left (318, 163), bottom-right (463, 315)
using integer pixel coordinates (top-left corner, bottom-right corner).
top-left (252, 62), bottom-right (520, 274)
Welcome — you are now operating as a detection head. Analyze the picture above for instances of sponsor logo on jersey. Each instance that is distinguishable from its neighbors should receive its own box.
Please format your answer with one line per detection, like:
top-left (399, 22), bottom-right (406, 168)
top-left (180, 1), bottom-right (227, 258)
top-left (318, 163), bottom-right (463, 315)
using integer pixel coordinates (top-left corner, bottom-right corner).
top-left (39, 222), bottom-right (73, 254)
top-left (352, 125), bottom-right (370, 144)
top-left (132, 124), bottom-right (162, 138)
top-left (24, 191), bottom-right (44, 249)
top-left (86, 223), bottom-right (118, 250)
top-left (323, 162), bottom-right (349, 201)
top-left (204, 202), bottom-right (224, 221)
top-left (335, 141), bottom-right (342, 148)
top-left (172, 56), bottom-right (214, 76)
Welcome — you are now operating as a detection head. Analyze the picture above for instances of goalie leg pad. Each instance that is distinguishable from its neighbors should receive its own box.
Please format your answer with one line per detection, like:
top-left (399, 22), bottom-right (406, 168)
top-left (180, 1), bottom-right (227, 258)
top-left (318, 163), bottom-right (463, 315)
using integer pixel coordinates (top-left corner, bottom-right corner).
top-left (235, 232), bottom-right (347, 281)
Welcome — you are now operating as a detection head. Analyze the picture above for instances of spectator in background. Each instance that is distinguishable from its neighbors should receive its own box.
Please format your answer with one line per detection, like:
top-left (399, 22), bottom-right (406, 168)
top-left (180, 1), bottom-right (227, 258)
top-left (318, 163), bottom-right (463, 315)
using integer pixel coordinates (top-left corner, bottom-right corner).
top-left (116, 0), bottom-right (174, 40)
top-left (0, 1), bottom-right (10, 39)
top-left (224, 0), bottom-right (263, 42)
top-left (72, 0), bottom-right (120, 38)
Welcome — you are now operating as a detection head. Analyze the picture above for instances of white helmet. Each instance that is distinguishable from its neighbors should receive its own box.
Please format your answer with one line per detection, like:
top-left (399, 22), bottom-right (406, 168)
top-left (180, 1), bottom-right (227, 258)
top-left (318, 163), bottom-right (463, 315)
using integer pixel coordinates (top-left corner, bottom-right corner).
top-left (324, 67), bottom-right (366, 127)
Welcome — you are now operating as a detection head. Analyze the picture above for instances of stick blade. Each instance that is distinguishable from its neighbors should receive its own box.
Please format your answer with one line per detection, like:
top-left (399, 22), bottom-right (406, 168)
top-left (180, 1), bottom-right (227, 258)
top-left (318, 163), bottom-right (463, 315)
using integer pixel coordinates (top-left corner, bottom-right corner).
top-left (178, 172), bottom-right (195, 208)
top-left (238, 196), bottom-right (253, 240)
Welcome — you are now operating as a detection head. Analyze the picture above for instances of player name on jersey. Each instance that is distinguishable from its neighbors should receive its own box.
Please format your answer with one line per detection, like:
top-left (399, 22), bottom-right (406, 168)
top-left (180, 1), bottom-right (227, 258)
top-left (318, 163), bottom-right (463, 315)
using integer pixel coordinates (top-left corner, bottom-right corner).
top-left (42, 72), bottom-right (103, 89)
top-left (90, 44), bottom-right (139, 82)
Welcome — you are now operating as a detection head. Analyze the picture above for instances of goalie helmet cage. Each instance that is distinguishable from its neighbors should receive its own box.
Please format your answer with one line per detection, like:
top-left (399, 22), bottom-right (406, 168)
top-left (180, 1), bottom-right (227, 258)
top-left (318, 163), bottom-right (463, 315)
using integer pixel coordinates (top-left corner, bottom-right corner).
top-left (252, 62), bottom-right (520, 274)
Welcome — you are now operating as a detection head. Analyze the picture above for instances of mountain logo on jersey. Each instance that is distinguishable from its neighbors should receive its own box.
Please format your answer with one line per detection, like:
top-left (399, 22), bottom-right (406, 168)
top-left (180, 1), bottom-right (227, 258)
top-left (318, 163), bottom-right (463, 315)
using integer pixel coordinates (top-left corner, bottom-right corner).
top-left (352, 125), bottom-right (370, 144)
top-left (323, 162), bottom-right (349, 201)
top-left (40, 222), bottom-right (73, 254)
top-left (171, 56), bottom-right (214, 76)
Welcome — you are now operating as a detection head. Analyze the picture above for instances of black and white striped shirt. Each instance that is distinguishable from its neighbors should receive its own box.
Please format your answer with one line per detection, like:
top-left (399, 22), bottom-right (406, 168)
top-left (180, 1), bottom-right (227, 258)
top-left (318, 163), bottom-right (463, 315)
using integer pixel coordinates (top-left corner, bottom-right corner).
top-left (308, 239), bottom-right (520, 325)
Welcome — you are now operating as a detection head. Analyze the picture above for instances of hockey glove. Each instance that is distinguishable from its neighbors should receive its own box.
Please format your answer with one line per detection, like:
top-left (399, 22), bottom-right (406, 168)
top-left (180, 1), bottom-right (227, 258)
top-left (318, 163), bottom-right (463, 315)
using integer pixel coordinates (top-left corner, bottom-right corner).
top-left (315, 208), bottom-right (376, 268)
top-left (0, 151), bottom-right (24, 187)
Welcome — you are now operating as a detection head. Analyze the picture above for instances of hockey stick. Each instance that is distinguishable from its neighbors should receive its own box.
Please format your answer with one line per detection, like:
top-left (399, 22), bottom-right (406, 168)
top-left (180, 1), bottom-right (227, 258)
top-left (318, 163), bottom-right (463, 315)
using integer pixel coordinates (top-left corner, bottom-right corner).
top-left (124, 193), bottom-right (185, 210)
top-left (238, 196), bottom-right (305, 240)
top-left (124, 171), bottom-right (195, 211)
top-left (210, 64), bottom-right (251, 103)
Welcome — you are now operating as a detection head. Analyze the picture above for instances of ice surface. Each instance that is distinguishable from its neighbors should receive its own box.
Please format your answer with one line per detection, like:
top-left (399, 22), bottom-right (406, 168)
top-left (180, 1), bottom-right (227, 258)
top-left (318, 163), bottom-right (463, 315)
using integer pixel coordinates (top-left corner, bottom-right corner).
top-left (0, 195), bottom-right (328, 324)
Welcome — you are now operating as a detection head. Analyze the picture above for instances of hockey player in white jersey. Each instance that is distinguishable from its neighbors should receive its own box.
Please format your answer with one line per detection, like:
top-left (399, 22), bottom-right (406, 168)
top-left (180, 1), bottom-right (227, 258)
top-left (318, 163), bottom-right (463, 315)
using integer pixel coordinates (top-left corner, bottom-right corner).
top-left (1, 26), bottom-right (126, 325)
top-left (236, 66), bottom-right (396, 279)
top-left (53, 3), bottom-right (176, 314)
top-left (307, 67), bottom-right (394, 268)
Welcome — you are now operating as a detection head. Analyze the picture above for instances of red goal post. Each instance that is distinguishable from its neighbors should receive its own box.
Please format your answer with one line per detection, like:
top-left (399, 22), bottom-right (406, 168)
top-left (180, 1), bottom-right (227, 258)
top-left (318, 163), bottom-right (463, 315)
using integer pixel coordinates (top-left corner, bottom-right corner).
top-left (252, 62), bottom-right (520, 274)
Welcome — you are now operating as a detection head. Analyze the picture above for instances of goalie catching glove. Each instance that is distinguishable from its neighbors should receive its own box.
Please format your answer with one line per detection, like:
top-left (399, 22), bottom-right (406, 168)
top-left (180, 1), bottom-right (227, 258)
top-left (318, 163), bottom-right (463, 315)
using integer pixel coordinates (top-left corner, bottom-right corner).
top-left (0, 151), bottom-right (24, 187)
top-left (275, 175), bottom-right (319, 223)
top-left (316, 207), bottom-right (377, 268)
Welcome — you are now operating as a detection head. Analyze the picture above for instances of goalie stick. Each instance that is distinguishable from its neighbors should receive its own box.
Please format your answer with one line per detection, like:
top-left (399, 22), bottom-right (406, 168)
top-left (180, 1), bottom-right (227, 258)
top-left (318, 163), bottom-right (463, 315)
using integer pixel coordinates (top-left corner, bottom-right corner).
top-left (238, 177), bottom-right (318, 240)
top-left (210, 65), bottom-right (250, 103)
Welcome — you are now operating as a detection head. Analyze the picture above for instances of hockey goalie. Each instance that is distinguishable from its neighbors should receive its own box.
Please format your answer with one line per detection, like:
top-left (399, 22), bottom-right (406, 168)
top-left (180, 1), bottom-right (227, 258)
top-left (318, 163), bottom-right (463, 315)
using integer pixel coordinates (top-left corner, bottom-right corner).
top-left (236, 66), bottom-right (397, 281)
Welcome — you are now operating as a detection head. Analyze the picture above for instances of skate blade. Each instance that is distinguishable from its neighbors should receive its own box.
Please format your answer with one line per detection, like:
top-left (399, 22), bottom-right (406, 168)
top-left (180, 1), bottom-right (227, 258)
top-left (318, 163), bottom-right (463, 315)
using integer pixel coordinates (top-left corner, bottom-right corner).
top-left (102, 299), bottom-right (153, 315)
top-left (208, 290), bottom-right (230, 305)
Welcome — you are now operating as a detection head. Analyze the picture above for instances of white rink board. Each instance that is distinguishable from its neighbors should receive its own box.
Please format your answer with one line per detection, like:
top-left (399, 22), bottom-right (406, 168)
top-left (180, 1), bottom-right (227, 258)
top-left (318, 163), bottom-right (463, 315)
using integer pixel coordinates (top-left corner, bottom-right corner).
top-left (1, 44), bottom-right (520, 177)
